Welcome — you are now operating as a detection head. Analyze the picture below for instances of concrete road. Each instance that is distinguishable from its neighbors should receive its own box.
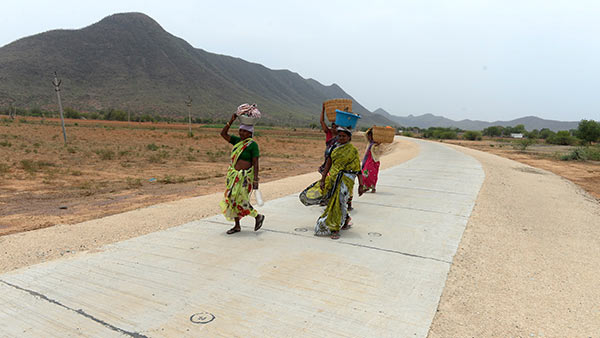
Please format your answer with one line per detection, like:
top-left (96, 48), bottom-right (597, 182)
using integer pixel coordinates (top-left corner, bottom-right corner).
top-left (0, 139), bottom-right (484, 337)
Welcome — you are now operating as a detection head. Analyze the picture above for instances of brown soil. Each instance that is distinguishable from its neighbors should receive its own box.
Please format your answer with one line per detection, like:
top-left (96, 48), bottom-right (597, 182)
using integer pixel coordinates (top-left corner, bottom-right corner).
top-left (443, 139), bottom-right (600, 200)
top-left (0, 116), bottom-right (368, 236)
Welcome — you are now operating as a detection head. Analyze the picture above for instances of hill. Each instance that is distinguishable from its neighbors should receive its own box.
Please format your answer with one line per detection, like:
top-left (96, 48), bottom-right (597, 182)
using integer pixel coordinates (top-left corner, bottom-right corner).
top-left (373, 109), bottom-right (579, 132)
top-left (0, 12), bottom-right (395, 127)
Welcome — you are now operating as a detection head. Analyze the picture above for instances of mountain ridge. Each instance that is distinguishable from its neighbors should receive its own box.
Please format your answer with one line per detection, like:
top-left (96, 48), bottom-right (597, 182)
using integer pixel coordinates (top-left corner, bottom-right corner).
top-left (373, 108), bottom-right (579, 132)
top-left (0, 12), bottom-right (394, 127)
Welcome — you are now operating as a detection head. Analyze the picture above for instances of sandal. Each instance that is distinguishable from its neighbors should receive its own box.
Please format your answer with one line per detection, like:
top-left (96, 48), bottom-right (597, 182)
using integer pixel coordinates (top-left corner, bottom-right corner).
top-left (330, 231), bottom-right (340, 240)
top-left (226, 227), bottom-right (241, 235)
top-left (254, 214), bottom-right (265, 231)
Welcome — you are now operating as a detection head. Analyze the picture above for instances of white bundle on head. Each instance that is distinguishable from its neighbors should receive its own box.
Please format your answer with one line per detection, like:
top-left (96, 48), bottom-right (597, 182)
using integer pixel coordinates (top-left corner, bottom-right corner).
top-left (236, 103), bottom-right (261, 118)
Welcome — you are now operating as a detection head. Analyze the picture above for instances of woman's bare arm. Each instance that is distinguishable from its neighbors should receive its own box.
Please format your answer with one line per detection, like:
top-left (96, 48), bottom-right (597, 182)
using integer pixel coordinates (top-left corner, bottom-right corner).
top-left (319, 103), bottom-right (330, 133)
top-left (220, 113), bottom-right (237, 142)
top-left (320, 157), bottom-right (332, 189)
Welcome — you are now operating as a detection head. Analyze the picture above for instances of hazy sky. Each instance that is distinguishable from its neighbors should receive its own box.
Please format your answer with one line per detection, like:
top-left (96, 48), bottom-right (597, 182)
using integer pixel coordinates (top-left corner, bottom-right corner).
top-left (3, 0), bottom-right (599, 122)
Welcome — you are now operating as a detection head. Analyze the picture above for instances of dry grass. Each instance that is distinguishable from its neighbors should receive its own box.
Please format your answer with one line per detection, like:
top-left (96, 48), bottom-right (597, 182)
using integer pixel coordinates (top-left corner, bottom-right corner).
top-left (0, 116), bottom-right (367, 235)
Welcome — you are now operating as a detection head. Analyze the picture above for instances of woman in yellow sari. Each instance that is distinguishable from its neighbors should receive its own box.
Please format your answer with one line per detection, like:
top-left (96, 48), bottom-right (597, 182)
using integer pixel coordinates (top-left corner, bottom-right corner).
top-left (300, 127), bottom-right (364, 239)
top-left (219, 112), bottom-right (265, 234)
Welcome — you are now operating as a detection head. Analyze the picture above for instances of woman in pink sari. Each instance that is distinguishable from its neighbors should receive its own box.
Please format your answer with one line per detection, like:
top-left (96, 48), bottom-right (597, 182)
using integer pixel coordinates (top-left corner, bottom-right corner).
top-left (361, 128), bottom-right (382, 193)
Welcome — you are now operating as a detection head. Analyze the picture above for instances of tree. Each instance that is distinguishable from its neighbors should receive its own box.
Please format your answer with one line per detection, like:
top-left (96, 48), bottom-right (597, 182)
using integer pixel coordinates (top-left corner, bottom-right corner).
top-left (575, 119), bottom-right (600, 144)
top-left (547, 130), bottom-right (578, 145)
top-left (527, 129), bottom-right (540, 139)
top-left (463, 130), bottom-right (482, 140)
top-left (539, 128), bottom-right (554, 139)
top-left (483, 126), bottom-right (503, 137)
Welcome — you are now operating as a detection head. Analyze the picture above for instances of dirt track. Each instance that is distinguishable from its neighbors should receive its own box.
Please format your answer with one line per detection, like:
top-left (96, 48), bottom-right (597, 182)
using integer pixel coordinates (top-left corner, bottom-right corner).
top-left (429, 143), bottom-right (600, 337)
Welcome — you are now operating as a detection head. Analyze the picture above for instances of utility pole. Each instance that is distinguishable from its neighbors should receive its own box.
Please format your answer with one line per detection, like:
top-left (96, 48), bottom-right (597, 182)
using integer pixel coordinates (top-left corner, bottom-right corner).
top-left (52, 72), bottom-right (67, 145)
top-left (185, 96), bottom-right (193, 137)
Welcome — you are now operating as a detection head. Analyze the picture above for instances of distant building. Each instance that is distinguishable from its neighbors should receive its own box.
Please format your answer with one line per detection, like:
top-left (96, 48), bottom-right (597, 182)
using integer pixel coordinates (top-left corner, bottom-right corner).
top-left (511, 133), bottom-right (524, 139)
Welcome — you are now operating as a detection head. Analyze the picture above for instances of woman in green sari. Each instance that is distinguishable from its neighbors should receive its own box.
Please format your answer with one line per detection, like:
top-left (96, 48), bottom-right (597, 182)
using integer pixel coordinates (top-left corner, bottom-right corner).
top-left (300, 127), bottom-right (364, 239)
top-left (219, 112), bottom-right (265, 235)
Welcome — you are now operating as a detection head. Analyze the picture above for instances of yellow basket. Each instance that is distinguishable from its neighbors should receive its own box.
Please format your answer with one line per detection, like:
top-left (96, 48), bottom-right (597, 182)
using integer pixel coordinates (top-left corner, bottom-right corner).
top-left (323, 99), bottom-right (352, 122)
top-left (372, 126), bottom-right (395, 143)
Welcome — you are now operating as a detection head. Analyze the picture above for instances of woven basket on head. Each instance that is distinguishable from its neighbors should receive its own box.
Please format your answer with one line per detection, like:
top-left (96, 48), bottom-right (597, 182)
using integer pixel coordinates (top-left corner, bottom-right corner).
top-left (372, 126), bottom-right (395, 143)
top-left (323, 99), bottom-right (352, 122)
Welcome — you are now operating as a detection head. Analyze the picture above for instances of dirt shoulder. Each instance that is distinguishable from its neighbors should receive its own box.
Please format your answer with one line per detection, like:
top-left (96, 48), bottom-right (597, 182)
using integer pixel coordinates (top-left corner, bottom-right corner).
top-left (429, 143), bottom-right (600, 337)
top-left (443, 139), bottom-right (600, 200)
top-left (0, 138), bottom-right (419, 274)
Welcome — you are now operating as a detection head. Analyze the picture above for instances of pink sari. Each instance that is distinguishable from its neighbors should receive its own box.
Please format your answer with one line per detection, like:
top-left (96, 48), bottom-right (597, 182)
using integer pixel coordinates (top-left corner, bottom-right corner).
top-left (362, 142), bottom-right (380, 190)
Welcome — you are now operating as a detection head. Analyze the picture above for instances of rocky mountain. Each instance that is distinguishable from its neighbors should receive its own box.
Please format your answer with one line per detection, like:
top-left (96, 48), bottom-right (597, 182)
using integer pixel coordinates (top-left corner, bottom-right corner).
top-left (0, 12), bottom-right (395, 127)
top-left (373, 109), bottom-right (579, 132)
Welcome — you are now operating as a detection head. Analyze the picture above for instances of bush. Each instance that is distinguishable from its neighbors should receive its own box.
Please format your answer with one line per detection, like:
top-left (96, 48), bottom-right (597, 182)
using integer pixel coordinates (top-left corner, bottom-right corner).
top-left (513, 138), bottom-right (535, 151)
top-left (148, 150), bottom-right (169, 163)
top-left (126, 177), bottom-right (143, 188)
top-left (0, 163), bottom-right (10, 175)
top-left (546, 131), bottom-right (579, 145)
top-left (463, 130), bottom-right (482, 141)
top-left (64, 107), bottom-right (80, 119)
top-left (94, 149), bottom-right (115, 160)
top-left (423, 127), bottom-right (458, 139)
top-left (146, 143), bottom-right (159, 151)
top-left (560, 146), bottom-right (600, 161)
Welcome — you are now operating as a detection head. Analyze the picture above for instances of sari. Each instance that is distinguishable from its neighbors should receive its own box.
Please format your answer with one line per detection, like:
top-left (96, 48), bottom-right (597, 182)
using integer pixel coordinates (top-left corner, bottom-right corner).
top-left (362, 141), bottom-right (381, 190)
top-left (300, 142), bottom-right (361, 235)
top-left (220, 138), bottom-right (258, 221)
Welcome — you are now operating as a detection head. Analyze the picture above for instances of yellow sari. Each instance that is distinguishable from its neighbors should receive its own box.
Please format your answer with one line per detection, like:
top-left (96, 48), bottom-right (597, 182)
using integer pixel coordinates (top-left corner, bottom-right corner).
top-left (220, 138), bottom-right (258, 221)
top-left (300, 142), bottom-right (360, 235)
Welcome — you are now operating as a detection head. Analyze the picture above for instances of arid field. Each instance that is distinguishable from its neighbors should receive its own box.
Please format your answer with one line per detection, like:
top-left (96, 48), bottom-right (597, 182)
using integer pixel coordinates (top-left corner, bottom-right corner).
top-left (0, 116), bottom-right (368, 236)
top-left (444, 139), bottom-right (600, 200)
top-left (1, 116), bottom-right (598, 238)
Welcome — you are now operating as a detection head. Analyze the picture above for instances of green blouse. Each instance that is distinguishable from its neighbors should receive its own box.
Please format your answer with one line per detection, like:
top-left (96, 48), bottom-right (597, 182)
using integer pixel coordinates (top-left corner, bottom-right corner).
top-left (229, 135), bottom-right (260, 162)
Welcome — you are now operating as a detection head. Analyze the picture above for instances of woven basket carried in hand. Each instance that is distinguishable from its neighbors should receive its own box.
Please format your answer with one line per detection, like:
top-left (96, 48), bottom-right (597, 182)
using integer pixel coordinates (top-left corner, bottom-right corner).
top-left (323, 99), bottom-right (352, 122)
top-left (372, 126), bottom-right (395, 143)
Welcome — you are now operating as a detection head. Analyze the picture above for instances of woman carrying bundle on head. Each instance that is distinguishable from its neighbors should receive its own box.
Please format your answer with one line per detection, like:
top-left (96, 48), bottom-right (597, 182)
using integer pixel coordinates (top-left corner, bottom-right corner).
top-left (219, 103), bottom-right (265, 235)
top-left (300, 127), bottom-right (365, 240)
top-left (361, 127), bottom-right (383, 193)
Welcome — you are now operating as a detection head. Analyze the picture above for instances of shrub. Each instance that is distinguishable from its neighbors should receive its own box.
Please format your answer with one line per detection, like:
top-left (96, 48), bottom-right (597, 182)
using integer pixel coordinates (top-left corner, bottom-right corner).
top-left (19, 160), bottom-right (54, 173)
top-left (148, 150), bottom-right (169, 163)
top-left (94, 149), bottom-right (115, 160)
top-left (146, 143), bottom-right (159, 151)
top-left (126, 177), bottom-right (143, 188)
top-left (513, 138), bottom-right (535, 151)
top-left (546, 131), bottom-right (579, 145)
top-left (0, 163), bottom-right (10, 175)
top-left (560, 147), bottom-right (588, 161)
top-left (561, 146), bottom-right (600, 161)
top-left (463, 130), bottom-right (482, 141)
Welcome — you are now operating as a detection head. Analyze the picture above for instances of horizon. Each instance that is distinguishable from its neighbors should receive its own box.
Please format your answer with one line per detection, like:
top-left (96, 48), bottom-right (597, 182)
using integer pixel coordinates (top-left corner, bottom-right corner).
top-left (2, 1), bottom-right (600, 122)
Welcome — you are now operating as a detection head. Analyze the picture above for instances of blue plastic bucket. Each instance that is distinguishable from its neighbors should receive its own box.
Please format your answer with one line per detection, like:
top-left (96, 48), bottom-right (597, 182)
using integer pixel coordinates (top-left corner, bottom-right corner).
top-left (334, 109), bottom-right (361, 129)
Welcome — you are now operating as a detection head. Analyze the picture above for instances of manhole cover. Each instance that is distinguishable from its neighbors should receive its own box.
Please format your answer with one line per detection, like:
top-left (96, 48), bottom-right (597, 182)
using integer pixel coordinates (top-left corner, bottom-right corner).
top-left (294, 228), bottom-right (308, 232)
top-left (190, 312), bottom-right (215, 324)
top-left (368, 232), bottom-right (382, 237)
